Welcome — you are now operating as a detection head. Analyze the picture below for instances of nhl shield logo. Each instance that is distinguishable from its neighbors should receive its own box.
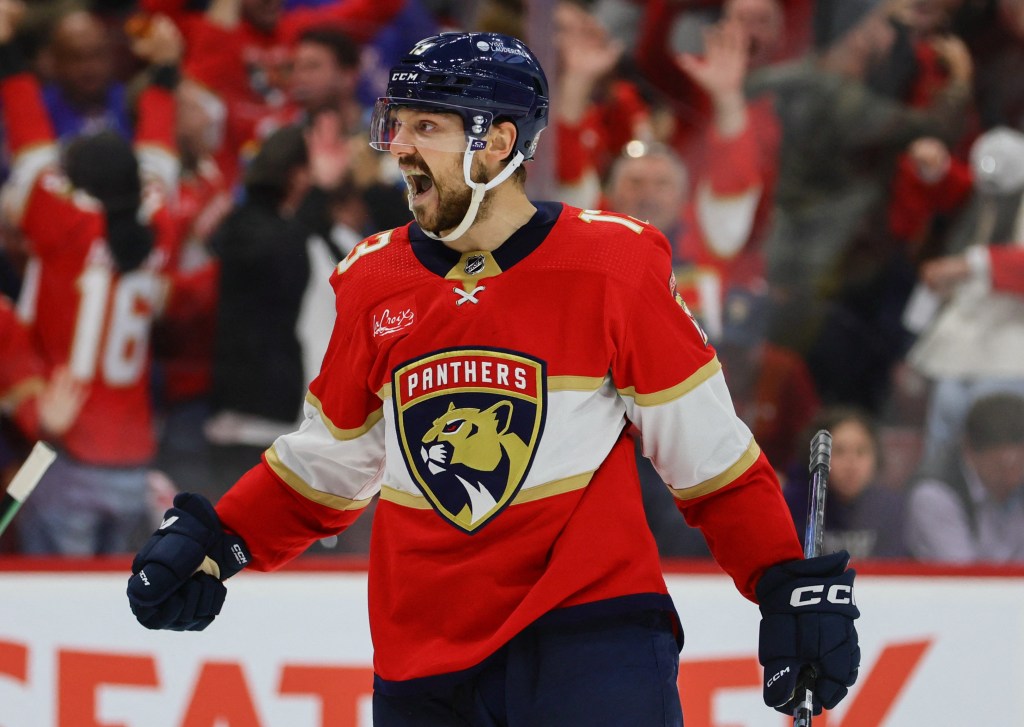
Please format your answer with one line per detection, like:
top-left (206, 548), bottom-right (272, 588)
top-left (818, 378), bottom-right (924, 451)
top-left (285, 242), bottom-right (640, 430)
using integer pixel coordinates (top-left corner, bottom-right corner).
top-left (464, 254), bottom-right (486, 275)
top-left (392, 348), bottom-right (546, 533)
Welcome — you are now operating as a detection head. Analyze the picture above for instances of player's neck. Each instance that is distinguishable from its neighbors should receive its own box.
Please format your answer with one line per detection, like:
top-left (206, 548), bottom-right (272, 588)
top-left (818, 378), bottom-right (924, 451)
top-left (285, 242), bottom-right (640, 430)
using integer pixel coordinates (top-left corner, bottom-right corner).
top-left (440, 186), bottom-right (536, 253)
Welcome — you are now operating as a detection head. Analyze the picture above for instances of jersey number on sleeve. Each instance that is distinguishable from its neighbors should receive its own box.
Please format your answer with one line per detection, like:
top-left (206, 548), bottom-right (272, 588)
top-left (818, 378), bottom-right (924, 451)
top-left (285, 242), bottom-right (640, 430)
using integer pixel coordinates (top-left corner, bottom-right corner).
top-left (578, 209), bottom-right (645, 234)
top-left (70, 264), bottom-right (160, 385)
top-left (337, 230), bottom-right (393, 275)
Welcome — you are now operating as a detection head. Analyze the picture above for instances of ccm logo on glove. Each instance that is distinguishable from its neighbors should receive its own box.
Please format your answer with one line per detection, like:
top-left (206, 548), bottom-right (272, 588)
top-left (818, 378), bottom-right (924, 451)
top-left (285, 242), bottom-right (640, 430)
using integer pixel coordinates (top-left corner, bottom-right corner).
top-left (230, 542), bottom-right (249, 567)
top-left (790, 584), bottom-right (855, 607)
top-left (767, 666), bottom-right (791, 688)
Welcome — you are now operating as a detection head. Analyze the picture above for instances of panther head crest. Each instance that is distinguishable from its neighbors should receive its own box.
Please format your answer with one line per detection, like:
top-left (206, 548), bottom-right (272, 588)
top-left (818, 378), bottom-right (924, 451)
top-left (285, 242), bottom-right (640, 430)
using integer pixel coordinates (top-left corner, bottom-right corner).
top-left (419, 400), bottom-right (529, 526)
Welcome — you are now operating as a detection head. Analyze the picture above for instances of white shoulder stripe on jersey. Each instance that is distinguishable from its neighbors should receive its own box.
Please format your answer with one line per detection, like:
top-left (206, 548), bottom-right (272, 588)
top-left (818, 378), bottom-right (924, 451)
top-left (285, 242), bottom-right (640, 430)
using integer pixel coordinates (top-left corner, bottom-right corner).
top-left (625, 367), bottom-right (757, 496)
top-left (268, 407), bottom-right (386, 507)
top-left (379, 379), bottom-right (626, 499)
top-left (520, 379), bottom-right (625, 489)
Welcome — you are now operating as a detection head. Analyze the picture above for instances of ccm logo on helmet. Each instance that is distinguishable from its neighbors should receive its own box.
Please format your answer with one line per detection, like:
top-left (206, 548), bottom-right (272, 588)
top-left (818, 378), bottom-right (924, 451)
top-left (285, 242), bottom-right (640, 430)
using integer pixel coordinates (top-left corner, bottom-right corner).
top-left (790, 584), bottom-right (855, 607)
top-left (391, 72), bottom-right (419, 81)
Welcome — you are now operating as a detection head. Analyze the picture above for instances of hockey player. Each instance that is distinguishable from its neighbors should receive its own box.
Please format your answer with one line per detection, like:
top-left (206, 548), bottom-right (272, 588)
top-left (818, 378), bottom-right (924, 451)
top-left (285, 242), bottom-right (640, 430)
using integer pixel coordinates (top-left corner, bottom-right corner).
top-left (127, 32), bottom-right (860, 724)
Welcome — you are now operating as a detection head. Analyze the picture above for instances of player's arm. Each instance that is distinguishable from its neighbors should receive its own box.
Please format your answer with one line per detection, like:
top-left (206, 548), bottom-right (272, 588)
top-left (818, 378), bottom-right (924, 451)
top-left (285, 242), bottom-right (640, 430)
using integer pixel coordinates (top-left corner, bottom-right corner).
top-left (216, 267), bottom-right (386, 570)
top-left (612, 227), bottom-right (858, 716)
top-left (128, 267), bottom-right (385, 628)
top-left (606, 223), bottom-right (798, 592)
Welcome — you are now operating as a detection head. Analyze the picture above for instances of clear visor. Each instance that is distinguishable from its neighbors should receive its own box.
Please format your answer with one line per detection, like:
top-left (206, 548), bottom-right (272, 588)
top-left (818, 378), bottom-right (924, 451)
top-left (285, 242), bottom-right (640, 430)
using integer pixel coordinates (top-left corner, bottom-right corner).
top-left (369, 98), bottom-right (492, 153)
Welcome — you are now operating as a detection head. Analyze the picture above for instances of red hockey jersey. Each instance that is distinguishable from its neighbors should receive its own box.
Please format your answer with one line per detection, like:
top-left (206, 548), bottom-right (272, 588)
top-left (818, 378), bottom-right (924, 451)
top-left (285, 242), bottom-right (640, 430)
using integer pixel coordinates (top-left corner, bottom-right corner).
top-left (1, 73), bottom-right (178, 466)
top-left (216, 203), bottom-right (802, 688)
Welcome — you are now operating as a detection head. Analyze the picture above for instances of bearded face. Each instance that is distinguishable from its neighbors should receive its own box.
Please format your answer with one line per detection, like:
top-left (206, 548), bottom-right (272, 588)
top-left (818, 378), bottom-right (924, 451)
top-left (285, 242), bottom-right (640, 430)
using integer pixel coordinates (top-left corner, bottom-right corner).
top-left (400, 151), bottom-right (493, 236)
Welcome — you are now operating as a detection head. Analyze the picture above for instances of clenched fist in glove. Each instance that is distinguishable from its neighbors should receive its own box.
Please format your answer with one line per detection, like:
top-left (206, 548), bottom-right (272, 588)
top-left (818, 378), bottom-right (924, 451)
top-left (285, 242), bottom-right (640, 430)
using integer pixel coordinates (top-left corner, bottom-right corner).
top-left (127, 493), bottom-right (250, 631)
top-left (756, 551), bottom-right (860, 716)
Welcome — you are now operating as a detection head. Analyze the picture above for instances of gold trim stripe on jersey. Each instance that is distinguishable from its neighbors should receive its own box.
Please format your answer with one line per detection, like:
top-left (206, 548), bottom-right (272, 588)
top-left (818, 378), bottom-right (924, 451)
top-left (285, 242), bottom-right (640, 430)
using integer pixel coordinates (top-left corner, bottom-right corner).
top-left (617, 358), bottom-right (722, 406)
top-left (667, 437), bottom-right (762, 501)
top-left (379, 470), bottom-right (594, 510)
top-left (305, 390), bottom-right (383, 441)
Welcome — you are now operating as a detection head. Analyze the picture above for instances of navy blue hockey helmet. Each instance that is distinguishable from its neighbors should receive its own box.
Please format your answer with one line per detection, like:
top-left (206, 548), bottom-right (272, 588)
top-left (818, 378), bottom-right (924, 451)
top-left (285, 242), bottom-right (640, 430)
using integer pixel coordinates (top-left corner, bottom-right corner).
top-left (370, 32), bottom-right (550, 161)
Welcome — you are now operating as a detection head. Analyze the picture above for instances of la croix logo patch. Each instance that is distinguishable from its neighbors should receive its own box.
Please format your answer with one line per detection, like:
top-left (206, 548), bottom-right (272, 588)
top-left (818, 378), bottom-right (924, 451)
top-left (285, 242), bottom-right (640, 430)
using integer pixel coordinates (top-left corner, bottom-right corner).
top-left (372, 304), bottom-right (415, 338)
top-left (392, 348), bottom-right (546, 533)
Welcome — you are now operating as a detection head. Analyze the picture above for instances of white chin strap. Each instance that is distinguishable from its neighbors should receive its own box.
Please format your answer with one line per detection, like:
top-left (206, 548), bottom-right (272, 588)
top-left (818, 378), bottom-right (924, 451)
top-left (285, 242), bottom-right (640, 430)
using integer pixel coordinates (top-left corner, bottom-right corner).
top-left (421, 141), bottom-right (526, 243)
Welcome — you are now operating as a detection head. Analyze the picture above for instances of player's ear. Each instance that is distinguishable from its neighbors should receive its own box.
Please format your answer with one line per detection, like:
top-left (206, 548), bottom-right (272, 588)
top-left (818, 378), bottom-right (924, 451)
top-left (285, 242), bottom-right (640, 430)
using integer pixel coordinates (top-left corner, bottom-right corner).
top-left (486, 120), bottom-right (518, 162)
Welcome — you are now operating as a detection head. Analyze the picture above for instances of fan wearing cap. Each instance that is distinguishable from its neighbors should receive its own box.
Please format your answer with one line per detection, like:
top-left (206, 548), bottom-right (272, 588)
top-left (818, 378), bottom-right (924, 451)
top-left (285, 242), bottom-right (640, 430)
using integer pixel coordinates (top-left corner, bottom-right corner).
top-left (127, 32), bottom-right (859, 726)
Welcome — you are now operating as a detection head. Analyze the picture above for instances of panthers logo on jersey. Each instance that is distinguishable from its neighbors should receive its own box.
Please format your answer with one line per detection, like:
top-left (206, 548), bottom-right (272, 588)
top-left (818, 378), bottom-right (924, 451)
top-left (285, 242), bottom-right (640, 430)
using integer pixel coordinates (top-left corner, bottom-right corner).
top-left (392, 348), bottom-right (546, 533)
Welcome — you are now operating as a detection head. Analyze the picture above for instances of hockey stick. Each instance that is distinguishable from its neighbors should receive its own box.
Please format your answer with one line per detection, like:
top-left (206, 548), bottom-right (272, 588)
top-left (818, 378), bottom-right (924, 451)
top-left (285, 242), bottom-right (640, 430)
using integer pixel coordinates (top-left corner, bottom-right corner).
top-left (793, 429), bottom-right (833, 727)
top-left (0, 441), bottom-right (56, 538)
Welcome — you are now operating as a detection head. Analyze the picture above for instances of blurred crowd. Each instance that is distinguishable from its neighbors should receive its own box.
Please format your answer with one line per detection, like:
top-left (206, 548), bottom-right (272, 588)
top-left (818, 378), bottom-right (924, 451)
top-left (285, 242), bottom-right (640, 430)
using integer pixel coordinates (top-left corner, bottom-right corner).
top-left (1, 0), bottom-right (1024, 565)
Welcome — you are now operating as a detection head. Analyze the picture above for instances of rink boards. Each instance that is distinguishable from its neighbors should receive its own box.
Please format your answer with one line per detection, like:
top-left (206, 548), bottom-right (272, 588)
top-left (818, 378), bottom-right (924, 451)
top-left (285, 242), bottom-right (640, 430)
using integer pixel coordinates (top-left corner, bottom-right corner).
top-left (0, 559), bottom-right (1021, 727)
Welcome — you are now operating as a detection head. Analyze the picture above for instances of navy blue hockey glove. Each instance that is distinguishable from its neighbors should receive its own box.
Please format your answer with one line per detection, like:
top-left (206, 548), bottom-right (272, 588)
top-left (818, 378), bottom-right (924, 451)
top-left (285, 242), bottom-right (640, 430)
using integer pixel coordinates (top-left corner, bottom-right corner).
top-left (756, 551), bottom-right (860, 716)
top-left (126, 493), bottom-right (250, 631)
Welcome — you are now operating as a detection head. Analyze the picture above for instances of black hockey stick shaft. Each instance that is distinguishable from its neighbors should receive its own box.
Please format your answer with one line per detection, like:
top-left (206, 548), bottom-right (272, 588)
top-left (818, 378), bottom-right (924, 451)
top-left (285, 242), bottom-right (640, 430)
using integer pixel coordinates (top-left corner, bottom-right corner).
top-left (793, 429), bottom-right (832, 727)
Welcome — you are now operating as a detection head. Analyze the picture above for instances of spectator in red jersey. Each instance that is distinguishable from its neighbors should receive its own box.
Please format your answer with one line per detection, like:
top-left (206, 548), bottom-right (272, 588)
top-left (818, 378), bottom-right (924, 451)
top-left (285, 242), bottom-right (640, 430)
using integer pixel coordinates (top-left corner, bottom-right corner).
top-left (149, 0), bottom-right (401, 102)
top-left (673, 16), bottom-right (775, 331)
top-left (155, 0), bottom-right (403, 109)
top-left (139, 0), bottom-right (402, 189)
top-left (634, 0), bottom-right (794, 163)
top-left (0, 2), bottom-right (183, 555)
top-left (882, 0), bottom-right (982, 264)
top-left (602, 15), bottom-right (768, 341)
top-left (888, 134), bottom-right (974, 248)
top-left (606, 9), bottom-right (782, 337)
top-left (552, 0), bottom-right (651, 208)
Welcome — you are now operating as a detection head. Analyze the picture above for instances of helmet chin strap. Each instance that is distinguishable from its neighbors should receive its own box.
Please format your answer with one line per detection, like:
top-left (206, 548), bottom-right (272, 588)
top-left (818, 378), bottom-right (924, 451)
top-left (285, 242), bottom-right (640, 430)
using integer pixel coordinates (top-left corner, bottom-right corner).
top-left (422, 141), bottom-right (525, 243)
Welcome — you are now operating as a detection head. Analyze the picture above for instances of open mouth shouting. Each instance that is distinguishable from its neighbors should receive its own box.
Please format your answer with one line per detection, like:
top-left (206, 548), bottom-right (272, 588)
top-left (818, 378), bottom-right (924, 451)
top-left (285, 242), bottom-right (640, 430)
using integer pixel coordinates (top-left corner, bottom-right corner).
top-left (403, 168), bottom-right (435, 205)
